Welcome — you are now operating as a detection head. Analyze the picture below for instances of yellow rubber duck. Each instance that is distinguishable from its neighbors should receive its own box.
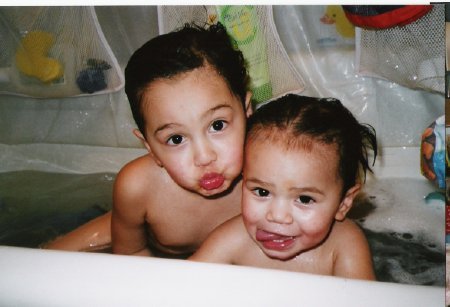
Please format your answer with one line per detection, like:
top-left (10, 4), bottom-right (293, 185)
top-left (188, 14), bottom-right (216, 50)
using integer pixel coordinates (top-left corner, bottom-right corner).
top-left (320, 5), bottom-right (355, 39)
top-left (15, 31), bottom-right (63, 83)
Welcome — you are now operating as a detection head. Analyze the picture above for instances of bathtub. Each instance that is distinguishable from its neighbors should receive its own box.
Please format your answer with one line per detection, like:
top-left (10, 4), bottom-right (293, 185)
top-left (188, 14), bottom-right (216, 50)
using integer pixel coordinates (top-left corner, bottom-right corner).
top-left (0, 143), bottom-right (445, 306)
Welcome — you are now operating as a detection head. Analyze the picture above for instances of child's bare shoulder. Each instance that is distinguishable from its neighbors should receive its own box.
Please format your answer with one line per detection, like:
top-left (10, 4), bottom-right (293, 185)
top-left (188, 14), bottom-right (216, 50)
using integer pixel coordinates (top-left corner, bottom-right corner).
top-left (213, 216), bottom-right (253, 253)
top-left (329, 219), bottom-right (370, 259)
top-left (116, 154), bottom-right (162, 188)
top-left (190, 215), bottom-right (249, 263)
top-left (330, 220), bottom-right (375, 280)
top-left (332, 219), bottom-right (366, 242)
top-left (216, 215), bottom-right (246, 234)
top-left (113, 154), bottom-right (165, 208)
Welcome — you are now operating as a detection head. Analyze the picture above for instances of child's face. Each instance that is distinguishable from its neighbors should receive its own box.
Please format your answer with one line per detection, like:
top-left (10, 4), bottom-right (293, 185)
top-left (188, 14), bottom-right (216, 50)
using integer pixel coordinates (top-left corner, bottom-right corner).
top-left (242, 139), bottom-right (356, 260)
top-left (139, 65), bottom-right (250, 197)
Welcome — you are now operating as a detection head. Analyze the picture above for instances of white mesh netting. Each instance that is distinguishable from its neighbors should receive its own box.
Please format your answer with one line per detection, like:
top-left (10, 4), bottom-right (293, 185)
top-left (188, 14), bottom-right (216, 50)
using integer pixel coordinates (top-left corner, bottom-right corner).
top-left (356, 4), bottom-right (445, 94)
top-left (0, 6), bottom-right (124, 98)
top-left (157, 5), bottom-right (305, 107)
top-left (0, 6), bottom-right (442, 150)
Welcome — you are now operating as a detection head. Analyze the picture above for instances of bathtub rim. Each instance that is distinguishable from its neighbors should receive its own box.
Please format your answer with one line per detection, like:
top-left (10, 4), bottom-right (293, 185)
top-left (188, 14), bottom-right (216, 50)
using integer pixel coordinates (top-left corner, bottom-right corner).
top-left (0, 245), bottom-right (444, 307)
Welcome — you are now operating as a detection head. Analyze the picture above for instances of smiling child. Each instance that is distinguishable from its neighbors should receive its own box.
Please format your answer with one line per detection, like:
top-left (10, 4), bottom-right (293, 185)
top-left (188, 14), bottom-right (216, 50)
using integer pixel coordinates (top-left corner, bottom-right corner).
top-left (190, 94), bottom-right (377, 280)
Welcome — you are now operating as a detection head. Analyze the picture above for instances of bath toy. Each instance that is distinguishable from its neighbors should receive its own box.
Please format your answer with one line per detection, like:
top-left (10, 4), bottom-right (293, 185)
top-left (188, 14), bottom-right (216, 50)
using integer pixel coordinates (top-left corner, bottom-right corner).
top-left (76, 58), bottom-right (111, 94)
top-left (15, 31), bottom-right (64, 83)
top-left (342, 5), bottom-right (433, 29)
top-left (424, 191), bottom-right (445, 205)
top-left (320, 6), bottom-right (355, 39)
top-left (420, 115), bottom-right (445, 189)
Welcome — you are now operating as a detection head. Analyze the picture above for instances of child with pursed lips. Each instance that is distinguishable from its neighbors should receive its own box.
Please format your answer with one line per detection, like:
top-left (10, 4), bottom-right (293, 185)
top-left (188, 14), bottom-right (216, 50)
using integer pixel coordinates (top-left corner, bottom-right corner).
top-left (190, 94), bottom-right (377, 280)
top-left (45, 22), bottom-right (252, 257)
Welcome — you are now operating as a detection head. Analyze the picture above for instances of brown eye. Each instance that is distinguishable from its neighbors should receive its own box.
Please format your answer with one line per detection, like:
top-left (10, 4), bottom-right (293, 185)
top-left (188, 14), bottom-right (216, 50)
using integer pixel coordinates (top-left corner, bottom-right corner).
top-left (254, 188), bottom-right (269, 197)
top-left (211, 120), bottom-right (226, 132)
top-left (299, 195), bottom-right (314, 205)
top-left (167, 134), bottom-right (184, 145)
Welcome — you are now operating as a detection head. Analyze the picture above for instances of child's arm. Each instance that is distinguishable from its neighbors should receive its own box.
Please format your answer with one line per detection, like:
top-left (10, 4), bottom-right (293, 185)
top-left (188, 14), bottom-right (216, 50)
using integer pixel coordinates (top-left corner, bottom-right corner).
top-left (189, 215), bottom-right (245, 263)
top-left (42, 211), bottom-right (112, 252)
top-left (111, 164), bottom-right (152, 256)
top-left (333, 220), bottom-right (376, 280)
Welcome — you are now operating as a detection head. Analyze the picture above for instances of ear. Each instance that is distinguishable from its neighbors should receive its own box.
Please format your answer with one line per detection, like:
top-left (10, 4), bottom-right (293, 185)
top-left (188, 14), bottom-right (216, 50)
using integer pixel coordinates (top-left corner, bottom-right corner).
top-left (133, 129), bottom-right (151, 151)
top-left (133, 129), bottom-right (163, 167)
top-left (335, 184), bottom-right (361, 221)
top-left (244, 91), bottom-right (253, 118)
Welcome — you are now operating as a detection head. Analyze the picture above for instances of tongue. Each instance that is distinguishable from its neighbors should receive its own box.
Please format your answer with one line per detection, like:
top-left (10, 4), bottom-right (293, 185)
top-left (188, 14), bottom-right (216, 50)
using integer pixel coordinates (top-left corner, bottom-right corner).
top-left (256, 230), bottom-right (286, 241)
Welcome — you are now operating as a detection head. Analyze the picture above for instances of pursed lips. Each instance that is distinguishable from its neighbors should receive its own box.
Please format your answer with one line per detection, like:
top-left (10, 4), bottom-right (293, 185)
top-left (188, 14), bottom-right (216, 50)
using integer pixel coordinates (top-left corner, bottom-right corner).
top-left (199, 172), bottom-right (225, 190)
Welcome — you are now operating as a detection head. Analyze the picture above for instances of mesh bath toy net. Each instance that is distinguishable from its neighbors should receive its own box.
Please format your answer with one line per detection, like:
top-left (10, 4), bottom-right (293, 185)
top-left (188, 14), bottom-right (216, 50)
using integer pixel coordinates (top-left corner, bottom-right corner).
top-left (355, 4), bottom-right (445, 94)
top-left (158, 5), bottom-right (305, 108)
top-left (0, 7), bottom-right (124, 98)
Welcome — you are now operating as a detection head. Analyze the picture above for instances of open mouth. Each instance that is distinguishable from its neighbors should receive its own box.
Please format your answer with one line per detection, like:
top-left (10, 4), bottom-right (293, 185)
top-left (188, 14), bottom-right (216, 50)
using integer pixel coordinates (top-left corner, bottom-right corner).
top-left (256, 229), bottom-right (296, 251)
top-left (199, 173), bottom-right (225, 191)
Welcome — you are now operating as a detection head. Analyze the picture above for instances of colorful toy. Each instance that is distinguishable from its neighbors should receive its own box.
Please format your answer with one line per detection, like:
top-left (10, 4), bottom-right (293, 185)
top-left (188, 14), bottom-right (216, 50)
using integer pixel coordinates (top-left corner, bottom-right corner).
top-left (342, 5), bottom-right (433, 30)
top-left (15, 31), bottom-right (63, 83)
top-left (420, 115), bottom-right (445, 189)
top-left (76, 58), bottom-right (111, 94)
top-left (320, 5), bottom-right (355, 39)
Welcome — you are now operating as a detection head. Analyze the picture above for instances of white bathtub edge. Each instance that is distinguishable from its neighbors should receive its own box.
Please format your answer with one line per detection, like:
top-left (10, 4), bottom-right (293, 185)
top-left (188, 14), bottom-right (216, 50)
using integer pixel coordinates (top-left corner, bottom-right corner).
top-left (0, 246), bottom-right (444, 307)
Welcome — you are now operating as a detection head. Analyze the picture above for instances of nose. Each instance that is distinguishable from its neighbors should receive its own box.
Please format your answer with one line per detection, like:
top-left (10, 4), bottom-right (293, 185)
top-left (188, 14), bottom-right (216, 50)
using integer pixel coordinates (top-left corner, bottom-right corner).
top-left (193, 138), bottom-right (217, 167)
top-left (266, 200), bottom-right (293, 224)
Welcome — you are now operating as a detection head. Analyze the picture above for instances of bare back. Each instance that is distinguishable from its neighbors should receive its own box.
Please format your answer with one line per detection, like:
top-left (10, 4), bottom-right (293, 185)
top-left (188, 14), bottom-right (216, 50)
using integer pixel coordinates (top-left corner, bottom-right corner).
top-left (112, 153), bottom-right (242, 257)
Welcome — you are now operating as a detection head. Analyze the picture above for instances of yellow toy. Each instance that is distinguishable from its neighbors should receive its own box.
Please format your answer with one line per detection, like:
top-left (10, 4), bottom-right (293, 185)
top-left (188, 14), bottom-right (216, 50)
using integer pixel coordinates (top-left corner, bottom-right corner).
top-left (320, 6), bottom-right (355, 39)
top-left (15, 31), bottom-right (63, 83)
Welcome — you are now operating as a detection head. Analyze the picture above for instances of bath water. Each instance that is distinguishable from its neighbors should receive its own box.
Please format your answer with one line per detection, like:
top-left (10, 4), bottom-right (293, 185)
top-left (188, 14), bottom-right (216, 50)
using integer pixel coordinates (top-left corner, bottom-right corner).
top-left (0, 171), bottom-right (444, 286)
top-left (352, 177), bottom-right (445, 286)
top-left (0, 171), bottom-right (114, 248)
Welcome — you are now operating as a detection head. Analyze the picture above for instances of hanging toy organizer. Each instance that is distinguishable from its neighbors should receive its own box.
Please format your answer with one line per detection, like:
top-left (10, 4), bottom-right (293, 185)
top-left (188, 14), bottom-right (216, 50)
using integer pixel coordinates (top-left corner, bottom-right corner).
top-left (157, 5), bottom-right (305, 108)
top-left (352, 4), bottom-right (445, 94)
top-left (0, 7), bottom-right (124, 98)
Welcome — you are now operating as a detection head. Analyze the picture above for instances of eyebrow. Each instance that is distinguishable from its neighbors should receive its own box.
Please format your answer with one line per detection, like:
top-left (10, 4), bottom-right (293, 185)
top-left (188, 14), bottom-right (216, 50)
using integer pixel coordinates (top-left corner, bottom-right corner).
top-left (154, 123), bottom-right (179, 136)
top-left (204, 104), bottom-right (233, 119)
top-left (153, 104), bottom-right (233, 136)
top-left (290, 186), bottom-right (325, 195)
top-left (245, 177), bottom-right (274, 189)
top-left (246, 177), bottom-right (325, 195)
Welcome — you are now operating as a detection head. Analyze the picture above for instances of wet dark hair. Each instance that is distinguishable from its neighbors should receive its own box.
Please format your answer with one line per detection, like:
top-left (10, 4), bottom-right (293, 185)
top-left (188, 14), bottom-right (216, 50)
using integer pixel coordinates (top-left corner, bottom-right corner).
top-left (246, 94), bottom-right (377, 194)
top-left (125, 22), bottom-right (249, 137)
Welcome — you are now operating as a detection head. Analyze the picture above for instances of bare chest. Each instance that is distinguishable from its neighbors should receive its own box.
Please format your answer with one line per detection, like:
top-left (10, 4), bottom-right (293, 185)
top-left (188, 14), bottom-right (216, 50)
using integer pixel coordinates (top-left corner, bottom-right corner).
top-left (144, 181), bottom-right (242, 254)
top-left (240, 243), bottom-right (335, 276)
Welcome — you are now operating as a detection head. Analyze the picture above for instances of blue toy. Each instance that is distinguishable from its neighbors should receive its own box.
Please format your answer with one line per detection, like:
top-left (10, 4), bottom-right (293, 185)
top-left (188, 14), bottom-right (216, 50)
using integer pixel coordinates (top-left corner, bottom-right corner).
top-left (420, 115), bottom-right (445, 189)
top-left (76, 58), bottom-right (111, 94)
